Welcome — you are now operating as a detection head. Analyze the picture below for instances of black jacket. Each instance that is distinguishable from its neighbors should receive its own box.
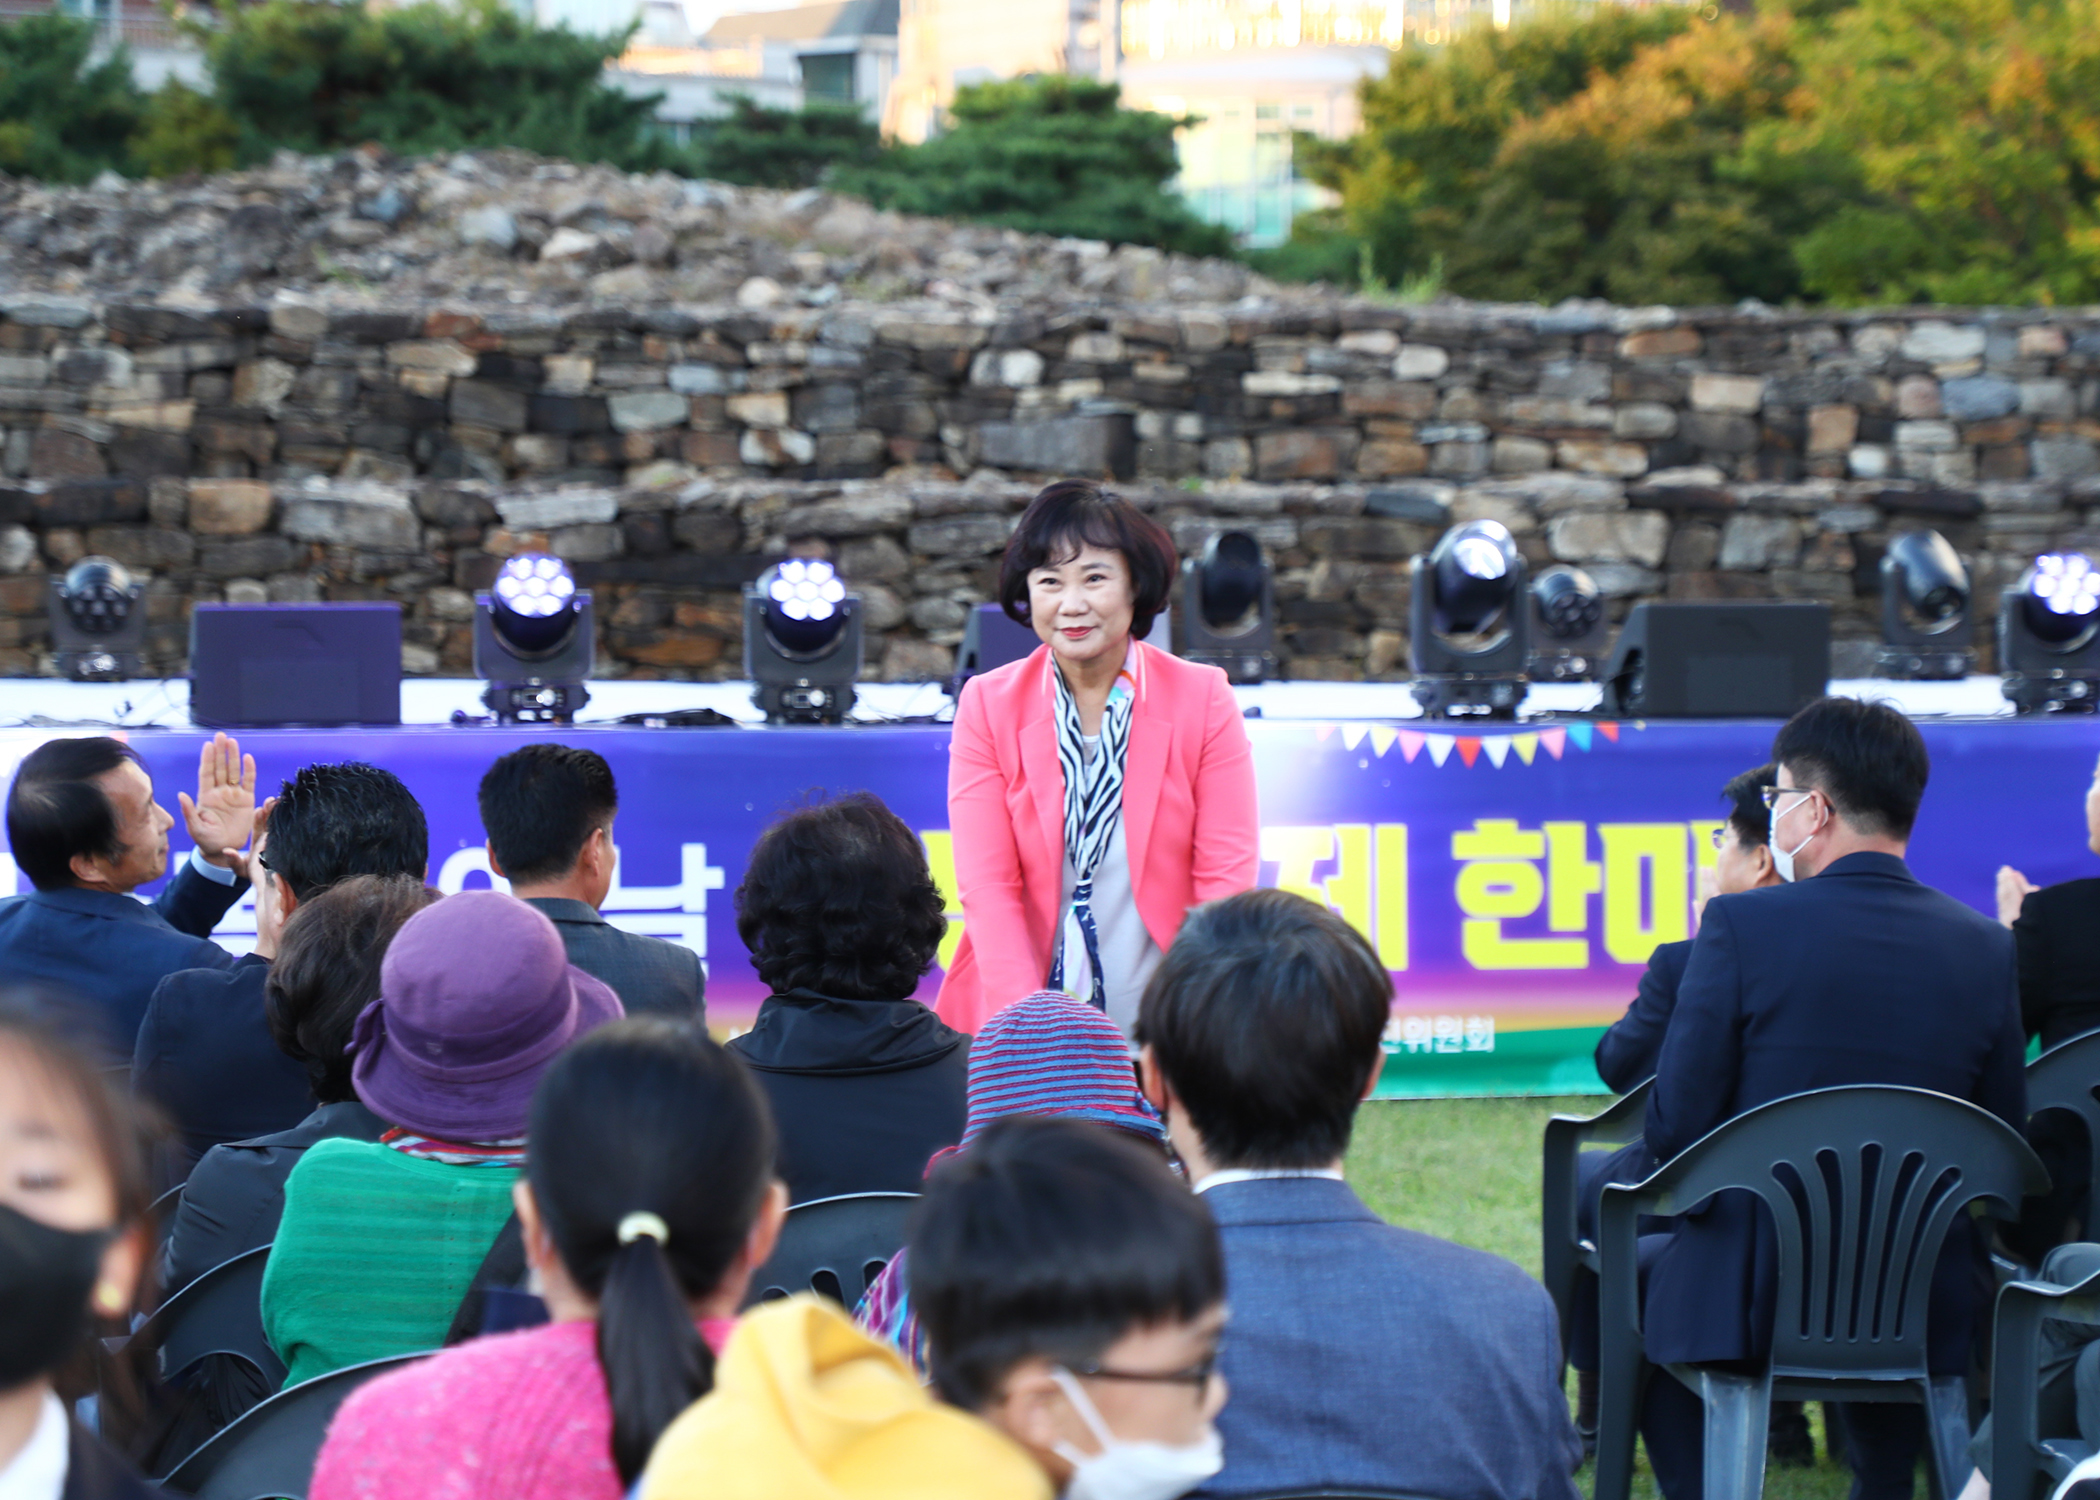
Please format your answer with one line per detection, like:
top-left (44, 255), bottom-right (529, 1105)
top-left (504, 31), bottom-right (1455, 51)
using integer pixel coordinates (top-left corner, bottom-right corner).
top-left (163, 1099), bottom-right (387, 1292)
top-left (2015, 877), bottom-right (2100, 1049)
top-left (1593, 938), bottom-right (1691, 1094)
top-left (727, 989), bottom-right (969, 1203)
top-left (63, 1421), bottom-right (163, 1500)
top-left (521, 897), bottom-right (705, 1021)
top-left (133, 955), bottom-right (314, 1162)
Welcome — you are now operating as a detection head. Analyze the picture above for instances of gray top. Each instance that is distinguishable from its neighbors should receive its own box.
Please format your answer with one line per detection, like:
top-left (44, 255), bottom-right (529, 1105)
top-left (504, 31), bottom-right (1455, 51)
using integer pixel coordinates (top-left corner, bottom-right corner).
top-left (1055, 734), bottom-right (1161, 1038)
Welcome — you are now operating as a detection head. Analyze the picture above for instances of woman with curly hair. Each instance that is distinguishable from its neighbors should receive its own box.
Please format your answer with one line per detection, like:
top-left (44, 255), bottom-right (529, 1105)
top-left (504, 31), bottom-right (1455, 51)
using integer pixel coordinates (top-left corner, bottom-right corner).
top-left (728, 793), bottom-right (968, 1202)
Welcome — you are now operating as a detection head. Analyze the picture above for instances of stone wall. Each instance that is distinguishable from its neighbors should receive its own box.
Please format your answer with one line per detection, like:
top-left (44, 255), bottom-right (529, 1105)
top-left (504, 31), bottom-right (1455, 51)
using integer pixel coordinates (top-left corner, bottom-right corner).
top-left (1, 292), bottom-right (2097, 680)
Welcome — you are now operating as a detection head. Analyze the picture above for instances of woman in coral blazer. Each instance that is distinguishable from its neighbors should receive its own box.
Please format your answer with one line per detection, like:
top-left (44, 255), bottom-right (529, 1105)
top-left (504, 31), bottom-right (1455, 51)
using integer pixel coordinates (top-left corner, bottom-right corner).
top-left (936, 480), bottom-right (1260, 1037)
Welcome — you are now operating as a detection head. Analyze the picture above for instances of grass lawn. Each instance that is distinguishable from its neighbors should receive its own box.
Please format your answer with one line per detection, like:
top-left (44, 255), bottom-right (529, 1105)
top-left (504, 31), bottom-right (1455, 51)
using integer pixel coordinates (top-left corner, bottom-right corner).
top-left (1345, 1095), bottom-right (1864, 1500)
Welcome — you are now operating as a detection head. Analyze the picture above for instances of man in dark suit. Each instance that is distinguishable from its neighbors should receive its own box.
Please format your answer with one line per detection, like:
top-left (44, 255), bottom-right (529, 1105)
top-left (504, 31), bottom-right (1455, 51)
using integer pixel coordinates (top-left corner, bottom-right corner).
top-left (0, 734), bottom-right (256, 1052)
top-left (1636, 697), bottom-right (2028, 1500)
top-left (478, 743), bottom-right (704, 1020)
top-left (133, 762), bottom-right (428, 1159)
top-left (1137, 888), bottom-right (1581, 1500)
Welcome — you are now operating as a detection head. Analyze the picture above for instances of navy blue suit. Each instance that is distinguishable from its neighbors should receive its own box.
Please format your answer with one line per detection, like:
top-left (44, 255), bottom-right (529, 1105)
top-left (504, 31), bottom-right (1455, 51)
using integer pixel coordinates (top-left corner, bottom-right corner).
top-left (133, 955), bottom-right (314, 1161)
top-left (0, 860), bottom-right (244, 1052)
top-left (1197, 1177), bottom-right (1582, 1500)
top-left (1596, 938), bottom-right (1692, 1093)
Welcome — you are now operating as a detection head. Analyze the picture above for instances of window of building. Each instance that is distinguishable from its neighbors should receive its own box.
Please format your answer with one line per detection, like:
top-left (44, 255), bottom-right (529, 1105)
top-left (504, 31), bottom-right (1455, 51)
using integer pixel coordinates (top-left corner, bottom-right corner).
top-left (801, 52), bottom-right (856, 103)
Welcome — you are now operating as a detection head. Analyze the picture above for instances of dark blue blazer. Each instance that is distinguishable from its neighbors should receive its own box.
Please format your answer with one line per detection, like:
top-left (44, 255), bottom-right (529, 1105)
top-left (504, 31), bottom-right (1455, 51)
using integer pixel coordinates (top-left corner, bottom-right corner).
top-left (1594, 938), bottom-right (1692, 1094)
top-left (0, 861), bottom-right (244, 1052)
top-left (1642, 851), bottom-right (2027, 1371)
top-left (1197, 1176), bottom-right (1582, 1500)
top-left (133, 955), bottom-right (314, 1161)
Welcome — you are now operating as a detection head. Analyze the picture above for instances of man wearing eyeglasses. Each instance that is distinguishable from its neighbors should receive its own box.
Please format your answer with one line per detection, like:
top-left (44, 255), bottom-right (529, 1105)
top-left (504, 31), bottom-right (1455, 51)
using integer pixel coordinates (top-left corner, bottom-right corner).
top-left (1634, 696), bottom-right (2026, 1500)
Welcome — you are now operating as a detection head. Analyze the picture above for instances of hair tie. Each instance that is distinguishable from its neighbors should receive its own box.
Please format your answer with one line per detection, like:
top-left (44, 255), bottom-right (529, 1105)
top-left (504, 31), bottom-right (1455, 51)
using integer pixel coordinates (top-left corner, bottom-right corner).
top-left (617, 1211), bottom-right (669, 1248)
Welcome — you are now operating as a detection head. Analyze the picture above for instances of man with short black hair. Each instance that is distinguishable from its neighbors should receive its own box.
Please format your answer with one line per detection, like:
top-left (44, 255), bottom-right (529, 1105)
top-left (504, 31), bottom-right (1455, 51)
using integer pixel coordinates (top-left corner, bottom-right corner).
top-left (478, 743), bottom-right (703, 1019)
top-left (134, 761), bottom-right (429, 1157)
top-left (1637, 697), bottom-right (2027, 1500)
top-left (0, 734), bottom-right (256, 1051)
top-left (1136, 887), bottom-right (1581, 1500)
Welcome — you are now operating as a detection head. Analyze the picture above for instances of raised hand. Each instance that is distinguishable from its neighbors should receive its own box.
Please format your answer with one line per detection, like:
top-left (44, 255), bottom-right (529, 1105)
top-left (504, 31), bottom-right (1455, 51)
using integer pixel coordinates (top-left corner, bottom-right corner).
top-left (179, 732), bottom-right (258, 865)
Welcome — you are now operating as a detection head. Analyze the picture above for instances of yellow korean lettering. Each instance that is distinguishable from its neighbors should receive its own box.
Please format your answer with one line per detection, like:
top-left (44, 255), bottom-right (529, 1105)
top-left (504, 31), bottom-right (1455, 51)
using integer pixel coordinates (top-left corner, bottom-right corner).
top-left (1451, 819), bottom-right (1588, 970)
top-left (1543, 822), bottom-right (1601, 933)
top-left (919, 830), bottom-right (966, 970)
top-left (1598, 822), bottom-right (1692, 964)
top-left (1374, 823), bottom-right (1408, 972)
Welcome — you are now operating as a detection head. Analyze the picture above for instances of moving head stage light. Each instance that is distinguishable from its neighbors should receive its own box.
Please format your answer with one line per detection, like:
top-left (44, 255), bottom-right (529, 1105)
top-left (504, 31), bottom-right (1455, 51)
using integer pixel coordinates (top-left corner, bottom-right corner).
top-left (1527, 565), bottom-right (1610, 684)
top-left (1877, 530), bottom-right (1974, 681)
top-left (477, 552), bottom-right (593, 723)
top-left (51, 556), bottom-right (144, 682)
top-left (744, 557), bottom-right (862, 724)
top-left (1409, 519), bottom-right (1530, 719)
top-left (2002, 551), bottom-right (2100, 714)
top-left (1180, 530), bottom-right (1276, 685)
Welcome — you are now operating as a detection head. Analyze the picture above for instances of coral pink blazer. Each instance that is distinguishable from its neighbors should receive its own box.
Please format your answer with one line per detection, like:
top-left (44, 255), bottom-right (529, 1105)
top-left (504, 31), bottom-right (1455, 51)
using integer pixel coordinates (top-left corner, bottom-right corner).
top-left (935, 640), bottom-right (1260, 1035)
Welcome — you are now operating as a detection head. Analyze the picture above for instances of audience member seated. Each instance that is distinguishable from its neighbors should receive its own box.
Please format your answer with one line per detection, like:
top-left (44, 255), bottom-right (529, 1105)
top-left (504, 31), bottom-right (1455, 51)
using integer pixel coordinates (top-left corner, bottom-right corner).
top-left (855, 990), bottom-right (1168, 1365)
top-left (1630, 697), bottom-right (2027, 1500)
top-left (134, 762), bottom-right (428, 1160)
top-left (0, 734), bottom-right (256, 1053)
top-left (164, 875), bottom-right (437, 1291)
top-left (480, 743), bottom-right (704, 1020)
top-left (643, 1116), bottom-right (1225, 1500)
top-left (0, 993), bottom-right (161, 1500)
top-left (311, 1016), bottom-right (786, 1500)
top-left (261, 891), bottom-right (622, 1386)
top-left (1136, 887), bottom-right (1581, 1500)
top-left (727, 794), bottom-right (967, 1202)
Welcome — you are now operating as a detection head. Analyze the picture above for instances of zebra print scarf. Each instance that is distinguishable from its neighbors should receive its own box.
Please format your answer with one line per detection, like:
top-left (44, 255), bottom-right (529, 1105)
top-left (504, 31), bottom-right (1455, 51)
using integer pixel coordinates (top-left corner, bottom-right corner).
top-left (1047, 650), bottom-right (1137, 1011)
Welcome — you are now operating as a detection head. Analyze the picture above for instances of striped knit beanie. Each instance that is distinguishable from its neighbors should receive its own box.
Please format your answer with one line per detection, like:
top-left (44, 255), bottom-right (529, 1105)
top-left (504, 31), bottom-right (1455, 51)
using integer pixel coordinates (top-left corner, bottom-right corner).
top-left (958, 991), bottom-right (1166, 1150)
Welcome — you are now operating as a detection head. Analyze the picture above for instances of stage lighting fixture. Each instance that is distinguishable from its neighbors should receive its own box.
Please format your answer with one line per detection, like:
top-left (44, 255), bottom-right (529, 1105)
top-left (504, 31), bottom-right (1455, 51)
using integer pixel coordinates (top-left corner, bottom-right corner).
top-left (1180, 530), bottom-right (1276, 684)
top-left (2001, 551), bottom-right (2100, 713)
top-left (1409, 519), bottom-right (1531, 719)
top-left (744, 556), bottom-right (862, 724)
top-left (475, 552), bottom-right (594, 723)
top-left (50, 556), bottom-right (145, 682)
top-left (1876, 530), bottom-right (1974, 681)
top-left (1527, 565), bottom-right (1610, 683)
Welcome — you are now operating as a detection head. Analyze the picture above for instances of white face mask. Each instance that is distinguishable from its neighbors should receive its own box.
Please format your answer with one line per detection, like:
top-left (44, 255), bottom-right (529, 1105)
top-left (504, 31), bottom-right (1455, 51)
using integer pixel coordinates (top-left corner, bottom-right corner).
top-left (1049, 1367), bottom-right (1224, 1500)
top-left (1770, 789), bottom-right (1821, 884)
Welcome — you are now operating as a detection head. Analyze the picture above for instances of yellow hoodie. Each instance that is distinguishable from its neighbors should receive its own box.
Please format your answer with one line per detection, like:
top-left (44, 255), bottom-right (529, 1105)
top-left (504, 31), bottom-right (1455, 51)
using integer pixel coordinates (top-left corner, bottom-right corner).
top-left (640, 1295), bottom-right (1055, 1500)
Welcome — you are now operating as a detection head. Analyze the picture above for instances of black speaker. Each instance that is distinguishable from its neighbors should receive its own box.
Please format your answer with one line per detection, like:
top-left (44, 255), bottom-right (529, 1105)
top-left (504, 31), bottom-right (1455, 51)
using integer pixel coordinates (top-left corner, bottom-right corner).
top-left (1601, 602), bottom-right (1830, 718)
top-left (190, 603), bottom-right (403, 727)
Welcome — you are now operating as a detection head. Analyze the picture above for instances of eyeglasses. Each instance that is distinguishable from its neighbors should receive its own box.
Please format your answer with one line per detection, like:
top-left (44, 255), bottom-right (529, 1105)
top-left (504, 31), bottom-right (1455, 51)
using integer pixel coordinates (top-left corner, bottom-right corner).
top-left (1708, 827), bottom-right (1733, 851)
top-left (1760, 786), bottom-right (1818, 812)
top-left (254, 849), bottom-right (273, 872)
top-left (1065, 1351), bottom-right (1221, 1390)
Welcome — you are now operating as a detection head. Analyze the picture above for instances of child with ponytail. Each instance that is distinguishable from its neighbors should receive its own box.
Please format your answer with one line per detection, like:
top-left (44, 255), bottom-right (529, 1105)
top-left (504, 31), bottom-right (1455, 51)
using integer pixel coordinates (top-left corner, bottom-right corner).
top-left (309, 1016), bottom-right (787, 1500)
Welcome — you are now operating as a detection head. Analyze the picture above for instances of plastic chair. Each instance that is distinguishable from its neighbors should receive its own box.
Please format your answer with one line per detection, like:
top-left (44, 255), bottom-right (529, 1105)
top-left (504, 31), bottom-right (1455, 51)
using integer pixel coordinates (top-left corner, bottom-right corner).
top-left (130, 1245), bottom-right (285, 1391)
top-left (2025, 1031), bottom-right (2100, 1246)
top-left (1989, 1266), bottom-right (2100, 1500)
top-left (157, 1352), bottom-right (429, 1500)
top-left (744, 1191), bottom-right (916, 1308)
top-left (1540, 1079), bottom-right (1653, 1366)
top-left (1594, 1085), bottom-right (2047, 1500)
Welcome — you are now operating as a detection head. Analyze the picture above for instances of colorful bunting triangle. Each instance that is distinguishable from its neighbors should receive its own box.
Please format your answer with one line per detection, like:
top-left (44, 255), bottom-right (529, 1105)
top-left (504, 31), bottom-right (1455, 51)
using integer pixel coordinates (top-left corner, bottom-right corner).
top-left (1426, 733), bottom-right (1457, 767)
top-left (1483, 736), bottom-right (1512, 769)
top-left (1370, 726), bottom-right (1398, 758)
top-left (1597, 721), bottom-right (1620, 742)
top-left (1540, 728), bottom-right (1567, 760)
top-left (1567, 722), bottom-right (1595, 752)
top-left (1456, 736), bottom-right (1482, 768)
top-left (1342, 726), bottom-right (1369, 752)
top-left (1511, 732), bottom-right (1539, 765)
top-left (1398, 730), bottom-right (1426, 763)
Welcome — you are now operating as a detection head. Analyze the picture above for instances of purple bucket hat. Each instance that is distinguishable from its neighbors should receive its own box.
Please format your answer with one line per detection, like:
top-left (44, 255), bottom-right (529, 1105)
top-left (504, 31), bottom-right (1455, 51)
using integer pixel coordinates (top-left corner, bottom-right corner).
top-left (350, 890), bottom-right (624, 1141)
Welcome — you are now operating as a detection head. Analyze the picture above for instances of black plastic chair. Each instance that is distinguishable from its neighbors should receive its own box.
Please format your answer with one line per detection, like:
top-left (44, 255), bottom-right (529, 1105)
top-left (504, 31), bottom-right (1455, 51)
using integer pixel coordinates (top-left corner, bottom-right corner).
top-left (744, 1191), bottom-right (916, 1309)
top-left (130, 1245), bottom-right (285, 1391)
top-left (1594, 1085), bottom-right (2047, 1500)
top-left (1989, 1265), bottom-right (2100, 1500)
top-left (158, 1352), bottom-right (428, 1500)
top-left (1541, 1079), bottom-right (1653, 1367)
top-left (2024, 1031), bottom-right (2100, 1248)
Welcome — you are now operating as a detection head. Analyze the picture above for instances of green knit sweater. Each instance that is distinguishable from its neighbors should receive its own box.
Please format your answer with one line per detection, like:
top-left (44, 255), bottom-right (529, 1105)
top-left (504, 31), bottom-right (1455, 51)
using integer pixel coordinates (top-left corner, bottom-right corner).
top-left (260, 1136), bottom-right (518, 1388)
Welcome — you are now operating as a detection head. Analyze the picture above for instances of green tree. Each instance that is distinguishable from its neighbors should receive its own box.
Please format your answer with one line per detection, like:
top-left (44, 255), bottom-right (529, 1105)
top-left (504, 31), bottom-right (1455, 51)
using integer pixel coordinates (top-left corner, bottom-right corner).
top-left (841, 75), bottom-right (1233, 256)
top-left (131, 80), bottom-right (240, 177)
top-left (0, 11), bottom-right (143, 183)
top-left (686, 95), bottom-right (880, 189)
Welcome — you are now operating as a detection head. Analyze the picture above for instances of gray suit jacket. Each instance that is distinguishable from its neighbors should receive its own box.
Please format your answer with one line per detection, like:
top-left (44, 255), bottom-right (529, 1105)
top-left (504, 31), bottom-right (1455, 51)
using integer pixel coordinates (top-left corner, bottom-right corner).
top-left (1197, 1176), bottom-right (1582, 1500)
top-left (523, 897), bottom-right (705, 1021)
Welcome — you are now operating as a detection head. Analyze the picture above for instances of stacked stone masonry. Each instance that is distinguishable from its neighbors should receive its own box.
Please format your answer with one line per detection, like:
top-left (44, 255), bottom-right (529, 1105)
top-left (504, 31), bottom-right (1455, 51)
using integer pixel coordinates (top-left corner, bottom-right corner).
top-left (3, 290), bottom-right (2099, 681)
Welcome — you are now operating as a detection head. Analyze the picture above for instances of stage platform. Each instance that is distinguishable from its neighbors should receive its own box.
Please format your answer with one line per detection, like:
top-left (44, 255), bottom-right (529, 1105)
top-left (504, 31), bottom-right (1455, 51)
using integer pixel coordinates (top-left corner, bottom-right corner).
top-left (0, 673), bottom-right (2084, 1098)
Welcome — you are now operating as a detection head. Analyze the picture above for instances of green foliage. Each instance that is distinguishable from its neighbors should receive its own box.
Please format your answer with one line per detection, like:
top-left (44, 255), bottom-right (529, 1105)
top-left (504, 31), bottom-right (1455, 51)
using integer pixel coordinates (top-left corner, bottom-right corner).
top-left (1242, 206), bottom-right (1364, 287)
top-left (841, 75), bottom-right (1234, 257)
top-left (685, 95), bottom-right (880, 189)
top-left (131, 80), bottom-right (239, 178)
top-left (0, 11), bottom-right (142, 183)
top-left (203, 0), bottom-right (665, 167)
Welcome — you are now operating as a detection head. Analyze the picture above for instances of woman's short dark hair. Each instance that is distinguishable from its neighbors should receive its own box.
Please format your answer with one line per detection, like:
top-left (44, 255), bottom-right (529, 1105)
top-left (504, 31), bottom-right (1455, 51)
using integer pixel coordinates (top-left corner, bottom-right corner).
top-left (6, 738), bottom-right (144, 890)
top-left (1722, 763), bottom-right (1778, 848)
top-left (910, 1116), bottom-right (1222, 1412)
top-left (1136, 888), bottom-right (1392, 1171)
top-left (735, 793), bottom-right (948, 1001)
top-left (266, 876), bottom-right (441, 1104)
top-left (1771, 696), bottom-right (1930, 840)
top-left (528, 1017), bottom-right (776, 1488)
top-left (997, 480), bottom-right (1178, 643)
